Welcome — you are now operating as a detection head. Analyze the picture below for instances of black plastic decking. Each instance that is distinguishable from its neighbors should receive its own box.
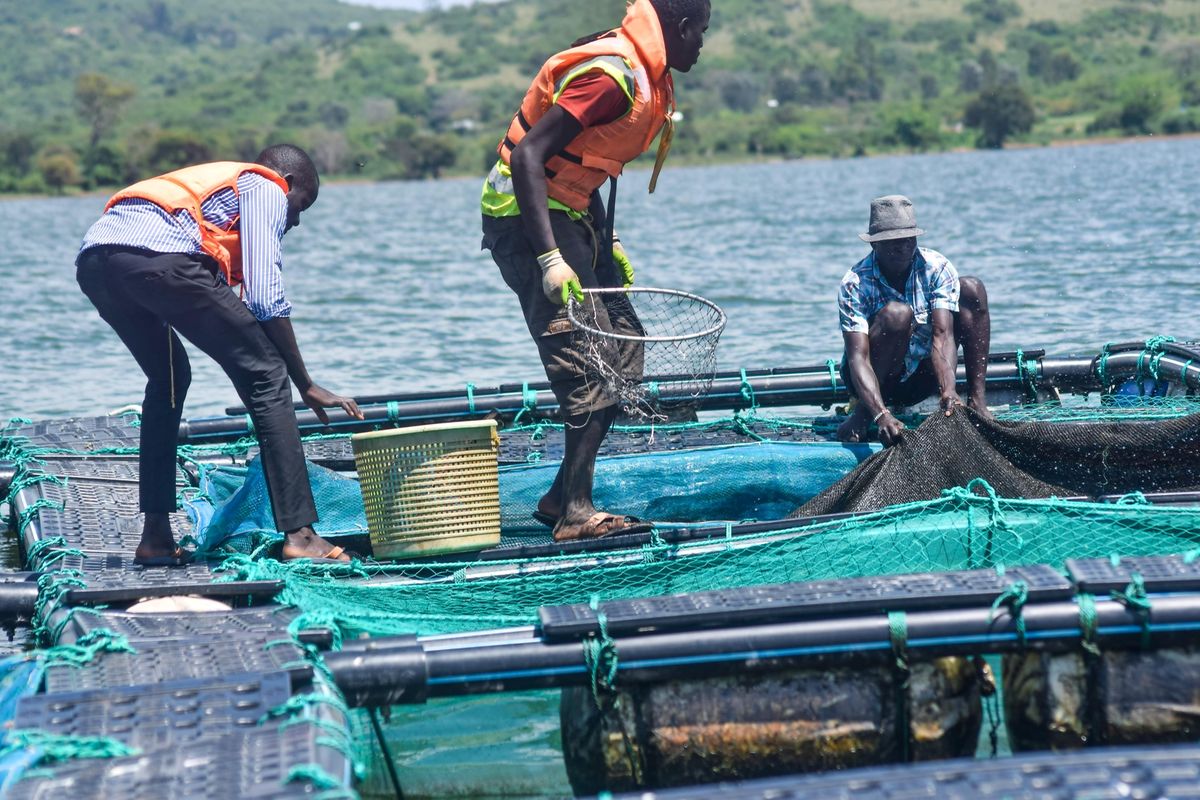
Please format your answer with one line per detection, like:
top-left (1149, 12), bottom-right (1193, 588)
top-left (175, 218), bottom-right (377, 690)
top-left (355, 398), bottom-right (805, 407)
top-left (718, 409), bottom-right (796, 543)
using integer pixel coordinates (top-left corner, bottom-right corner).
top-left (612, 744), bottom-right (1200, 799)
top-left (9, 413), bottom-right (1200, 798)
top-left (2, 415), bottom-right (353, 799)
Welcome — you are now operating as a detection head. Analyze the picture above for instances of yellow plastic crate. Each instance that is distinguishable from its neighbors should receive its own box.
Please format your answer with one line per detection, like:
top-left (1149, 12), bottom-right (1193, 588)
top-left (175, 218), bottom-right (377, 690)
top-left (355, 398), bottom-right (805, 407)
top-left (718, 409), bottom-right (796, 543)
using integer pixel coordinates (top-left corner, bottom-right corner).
top-left (351, 420), bottom-right (501, 559)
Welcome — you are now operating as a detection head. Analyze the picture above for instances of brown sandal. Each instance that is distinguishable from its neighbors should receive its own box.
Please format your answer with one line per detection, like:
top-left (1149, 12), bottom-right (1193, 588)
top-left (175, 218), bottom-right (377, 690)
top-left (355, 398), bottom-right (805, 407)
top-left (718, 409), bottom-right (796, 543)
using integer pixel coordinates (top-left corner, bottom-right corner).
top-left (553, 512), bottom-right (653, 542)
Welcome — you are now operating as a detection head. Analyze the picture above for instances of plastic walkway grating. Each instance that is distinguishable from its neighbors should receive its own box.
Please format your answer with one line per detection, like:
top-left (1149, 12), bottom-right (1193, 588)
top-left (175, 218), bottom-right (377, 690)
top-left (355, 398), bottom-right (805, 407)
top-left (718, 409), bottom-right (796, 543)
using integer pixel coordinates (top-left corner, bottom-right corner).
top-left (6, 720), bottom-right (350, 800)
top-left (28, 454), bottom-right (187, 486)
top-left (614, 743), bottom-right (1200, 799)
top-left (53, 552), bottom-right (218, 583)
top-left (44, 637), bottom-right (310, 693)
top-left (540, 564), bottom-right (1073, 640)
top-left (2, 415), bottom-right (143, 452)
top-left (13, 478), bottom-right (193, 562)
top-left (58, 606), bottom-right (306, 645)
top-left (15, 671), bottom-right (293, 750)
top-left (1067, 553), bottom-right (1200, 594)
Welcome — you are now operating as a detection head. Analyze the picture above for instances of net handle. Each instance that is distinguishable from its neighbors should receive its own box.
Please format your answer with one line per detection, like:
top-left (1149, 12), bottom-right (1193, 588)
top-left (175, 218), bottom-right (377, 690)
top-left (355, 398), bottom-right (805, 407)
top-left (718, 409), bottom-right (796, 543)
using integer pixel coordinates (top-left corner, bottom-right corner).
top-left (566, 287), bottom-right (727, 343)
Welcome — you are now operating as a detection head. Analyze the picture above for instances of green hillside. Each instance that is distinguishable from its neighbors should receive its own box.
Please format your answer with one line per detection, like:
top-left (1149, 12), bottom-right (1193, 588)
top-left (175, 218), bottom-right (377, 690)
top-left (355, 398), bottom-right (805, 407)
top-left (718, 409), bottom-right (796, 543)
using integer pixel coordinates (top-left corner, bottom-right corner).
top-left (2, 0), bottom-right (1198, 193)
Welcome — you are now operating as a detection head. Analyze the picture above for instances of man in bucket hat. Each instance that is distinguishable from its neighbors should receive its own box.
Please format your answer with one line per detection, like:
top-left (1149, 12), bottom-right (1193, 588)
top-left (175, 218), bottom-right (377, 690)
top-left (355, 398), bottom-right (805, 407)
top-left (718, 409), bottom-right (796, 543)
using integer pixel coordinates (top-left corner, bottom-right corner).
top-left (837, 195), bottom-right (991, 446)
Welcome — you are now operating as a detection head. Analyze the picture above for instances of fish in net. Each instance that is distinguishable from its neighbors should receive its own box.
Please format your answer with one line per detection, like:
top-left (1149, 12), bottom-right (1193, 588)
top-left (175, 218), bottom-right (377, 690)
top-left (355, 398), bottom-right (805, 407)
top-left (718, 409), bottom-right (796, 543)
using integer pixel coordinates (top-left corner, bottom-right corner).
top-left (567, 287), bottom-right (727, 420)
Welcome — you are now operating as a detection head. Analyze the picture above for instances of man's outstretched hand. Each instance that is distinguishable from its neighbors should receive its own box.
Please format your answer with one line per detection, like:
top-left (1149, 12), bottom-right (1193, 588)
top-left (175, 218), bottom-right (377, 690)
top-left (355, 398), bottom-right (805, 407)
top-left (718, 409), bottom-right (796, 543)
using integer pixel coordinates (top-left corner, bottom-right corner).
top-left (302, 384), bottom-right (364, 425)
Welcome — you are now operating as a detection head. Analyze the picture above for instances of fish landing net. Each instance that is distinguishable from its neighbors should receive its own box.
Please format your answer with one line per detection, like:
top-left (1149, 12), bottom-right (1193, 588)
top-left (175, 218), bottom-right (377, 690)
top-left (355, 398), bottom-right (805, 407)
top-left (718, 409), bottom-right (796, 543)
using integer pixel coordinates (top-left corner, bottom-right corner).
top-left (567, 287), bottom-right (727, 420)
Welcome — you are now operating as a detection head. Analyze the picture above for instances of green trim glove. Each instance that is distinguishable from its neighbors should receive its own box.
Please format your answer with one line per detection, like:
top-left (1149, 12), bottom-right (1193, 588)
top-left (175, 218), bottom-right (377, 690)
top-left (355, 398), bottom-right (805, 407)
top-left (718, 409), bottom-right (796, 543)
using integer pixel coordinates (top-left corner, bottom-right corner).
top-left (537, 248), bottom-right (584, 306)
top-left (612, 236), bottom-right (634, 289)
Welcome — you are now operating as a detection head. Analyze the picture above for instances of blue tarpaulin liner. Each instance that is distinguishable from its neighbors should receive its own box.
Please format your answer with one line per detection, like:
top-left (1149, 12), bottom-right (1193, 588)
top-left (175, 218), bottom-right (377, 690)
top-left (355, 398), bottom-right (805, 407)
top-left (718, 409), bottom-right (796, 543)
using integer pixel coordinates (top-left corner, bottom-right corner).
top-left (189, 457), bottom-right (368, 552)
top-left (191, 441), bottom-right (875, 552)
top-left (0, 656), bottom-right (47, 791)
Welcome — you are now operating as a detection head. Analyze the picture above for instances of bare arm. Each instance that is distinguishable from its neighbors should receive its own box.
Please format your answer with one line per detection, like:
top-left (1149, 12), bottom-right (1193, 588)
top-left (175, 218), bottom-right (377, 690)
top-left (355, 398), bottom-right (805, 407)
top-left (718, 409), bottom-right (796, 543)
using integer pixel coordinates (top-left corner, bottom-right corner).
top-left (844, 330), bottom-right (905, 445)
top-left (510, 105), bottom-right (584, 255)
top-left (260, 317), bottom-right (363, 424)
top-left (930, 308), bottom-right (961, 414)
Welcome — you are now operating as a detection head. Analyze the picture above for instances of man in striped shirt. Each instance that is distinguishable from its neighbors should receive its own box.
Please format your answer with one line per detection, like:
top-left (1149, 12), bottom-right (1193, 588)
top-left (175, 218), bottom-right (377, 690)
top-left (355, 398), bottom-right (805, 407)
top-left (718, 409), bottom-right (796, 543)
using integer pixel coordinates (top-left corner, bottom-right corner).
top-left (76, 145), bottom-right (362, 565)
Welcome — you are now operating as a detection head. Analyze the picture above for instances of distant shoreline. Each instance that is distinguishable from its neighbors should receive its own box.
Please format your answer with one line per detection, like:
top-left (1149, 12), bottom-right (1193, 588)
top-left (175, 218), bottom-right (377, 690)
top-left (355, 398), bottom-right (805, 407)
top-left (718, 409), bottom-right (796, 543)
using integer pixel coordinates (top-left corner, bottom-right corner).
top-left (5, 130), bottom-right (1197, 202)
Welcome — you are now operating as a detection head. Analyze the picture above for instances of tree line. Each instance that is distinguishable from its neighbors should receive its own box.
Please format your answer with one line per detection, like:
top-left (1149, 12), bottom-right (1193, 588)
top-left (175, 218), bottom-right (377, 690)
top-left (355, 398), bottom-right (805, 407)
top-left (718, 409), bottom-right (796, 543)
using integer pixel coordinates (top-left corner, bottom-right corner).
top-left (1, 0), bottom-right (1197, 194)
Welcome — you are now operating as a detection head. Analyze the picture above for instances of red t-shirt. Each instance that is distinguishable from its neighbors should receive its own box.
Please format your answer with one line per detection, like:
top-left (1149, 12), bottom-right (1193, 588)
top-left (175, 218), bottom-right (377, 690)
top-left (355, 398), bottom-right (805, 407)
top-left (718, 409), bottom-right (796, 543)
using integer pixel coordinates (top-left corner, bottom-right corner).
top-left (555, 71), bottom-right (631, 129)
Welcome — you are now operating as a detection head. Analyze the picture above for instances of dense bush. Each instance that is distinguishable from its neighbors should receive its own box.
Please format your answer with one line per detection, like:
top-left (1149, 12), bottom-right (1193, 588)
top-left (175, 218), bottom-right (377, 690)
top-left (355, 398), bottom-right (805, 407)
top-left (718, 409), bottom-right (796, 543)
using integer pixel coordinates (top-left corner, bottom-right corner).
top-left (0, 0), bottom-right (1197, 191)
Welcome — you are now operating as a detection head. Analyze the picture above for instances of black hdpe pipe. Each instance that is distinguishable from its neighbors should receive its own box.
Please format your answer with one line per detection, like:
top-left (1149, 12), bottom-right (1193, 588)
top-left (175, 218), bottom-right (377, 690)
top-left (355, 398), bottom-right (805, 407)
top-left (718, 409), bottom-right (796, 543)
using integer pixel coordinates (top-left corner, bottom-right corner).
top-left (223, 351), bottom-right (1047, 418)
top-left (326, 593), bottom-right (1200, 708)
top-left (0, 580), bottom-right (42, 621)
top-left (0, 461), bottom-right (16, 498)
top-left (182, 353), bottom-right (1053, 444)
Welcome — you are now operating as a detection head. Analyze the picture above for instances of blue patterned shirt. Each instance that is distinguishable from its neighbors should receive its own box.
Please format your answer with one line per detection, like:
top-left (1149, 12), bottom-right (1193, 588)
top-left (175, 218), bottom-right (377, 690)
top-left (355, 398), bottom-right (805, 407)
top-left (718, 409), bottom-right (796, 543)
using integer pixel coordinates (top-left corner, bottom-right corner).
top-left (79, 172), bottom-right (292, 321)
top-left (838, 247), bottom-right (960, 381)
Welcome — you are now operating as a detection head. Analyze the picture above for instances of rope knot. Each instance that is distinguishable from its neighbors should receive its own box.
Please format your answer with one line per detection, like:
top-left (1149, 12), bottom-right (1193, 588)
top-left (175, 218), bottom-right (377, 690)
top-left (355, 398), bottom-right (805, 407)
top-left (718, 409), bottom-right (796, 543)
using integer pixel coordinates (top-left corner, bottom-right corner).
top-left (989, 580), bottom-right (1029, 646)
top-left (738, 368), bottom-right (756, 410)
top-left (1110, 572), bottom-right (1153, 649)
top-left (583, 595), bottom-right (620, 706)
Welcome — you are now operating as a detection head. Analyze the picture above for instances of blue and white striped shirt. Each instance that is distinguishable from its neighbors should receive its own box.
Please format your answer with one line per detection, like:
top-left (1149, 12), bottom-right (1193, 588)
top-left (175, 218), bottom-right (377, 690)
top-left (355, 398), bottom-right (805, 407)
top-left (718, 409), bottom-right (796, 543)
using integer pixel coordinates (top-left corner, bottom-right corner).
top-left (838, 247), bottom-right (960, 381)
top-left (79, 172), bottom-right (292, 320)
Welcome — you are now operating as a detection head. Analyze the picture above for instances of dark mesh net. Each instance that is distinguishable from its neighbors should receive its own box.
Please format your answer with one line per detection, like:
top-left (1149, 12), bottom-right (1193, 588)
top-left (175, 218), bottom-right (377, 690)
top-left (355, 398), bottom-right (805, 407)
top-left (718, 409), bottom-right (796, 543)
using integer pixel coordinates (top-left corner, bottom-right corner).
top-left (568, 288), bottom-right (726, 420)
top-left (796, 409), bottom-right (1200, 516)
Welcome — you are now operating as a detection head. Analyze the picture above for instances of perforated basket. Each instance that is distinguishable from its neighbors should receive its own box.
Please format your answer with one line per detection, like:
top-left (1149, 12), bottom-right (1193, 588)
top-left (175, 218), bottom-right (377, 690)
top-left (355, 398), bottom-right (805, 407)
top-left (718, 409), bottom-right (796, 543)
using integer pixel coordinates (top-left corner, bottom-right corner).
top-left (351, 420), bottom-right (501, 559)
top-left (567, 287), bottom-right (727, 419)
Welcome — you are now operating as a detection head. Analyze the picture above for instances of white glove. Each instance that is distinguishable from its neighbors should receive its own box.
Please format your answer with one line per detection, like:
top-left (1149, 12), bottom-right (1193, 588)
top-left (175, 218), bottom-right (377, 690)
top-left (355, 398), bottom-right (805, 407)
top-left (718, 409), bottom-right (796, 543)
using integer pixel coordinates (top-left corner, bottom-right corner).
top-left (537, 249), bottom-right (584, 306)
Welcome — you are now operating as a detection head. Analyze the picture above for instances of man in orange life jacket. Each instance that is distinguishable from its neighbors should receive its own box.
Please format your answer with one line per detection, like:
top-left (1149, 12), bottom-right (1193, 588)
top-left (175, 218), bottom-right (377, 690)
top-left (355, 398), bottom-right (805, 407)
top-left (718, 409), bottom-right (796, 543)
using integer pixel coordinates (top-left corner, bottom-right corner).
top-left (76, 145), bottom-right (363, 565)
top-left (481, 0), bottom-right (710, 541)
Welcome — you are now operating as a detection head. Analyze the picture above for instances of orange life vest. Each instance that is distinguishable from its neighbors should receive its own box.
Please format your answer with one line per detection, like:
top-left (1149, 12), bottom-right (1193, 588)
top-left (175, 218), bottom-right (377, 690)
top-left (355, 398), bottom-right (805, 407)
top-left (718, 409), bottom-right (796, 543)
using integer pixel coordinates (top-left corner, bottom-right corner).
top-left (498, 0), bottom-right (675, 212)
top-left (105, 162), bottom-right (290, 287)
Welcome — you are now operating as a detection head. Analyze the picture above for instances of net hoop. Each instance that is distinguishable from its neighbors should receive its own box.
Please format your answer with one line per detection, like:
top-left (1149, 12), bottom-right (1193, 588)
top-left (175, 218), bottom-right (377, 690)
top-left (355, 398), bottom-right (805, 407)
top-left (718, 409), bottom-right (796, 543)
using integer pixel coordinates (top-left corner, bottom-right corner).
top-left (567, 287), bottom-right (727, 342)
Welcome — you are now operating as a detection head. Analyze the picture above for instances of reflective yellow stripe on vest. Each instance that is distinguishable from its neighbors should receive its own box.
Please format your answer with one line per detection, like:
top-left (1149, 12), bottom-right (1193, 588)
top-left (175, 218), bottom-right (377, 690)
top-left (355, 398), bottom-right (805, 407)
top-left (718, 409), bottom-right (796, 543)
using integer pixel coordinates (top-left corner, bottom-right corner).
top-left (482, 58), bottom-right (637, 220)
top-left (552, 55), bottom-right (637, 110)
top-left (480, 160), bottom-right (585, 220)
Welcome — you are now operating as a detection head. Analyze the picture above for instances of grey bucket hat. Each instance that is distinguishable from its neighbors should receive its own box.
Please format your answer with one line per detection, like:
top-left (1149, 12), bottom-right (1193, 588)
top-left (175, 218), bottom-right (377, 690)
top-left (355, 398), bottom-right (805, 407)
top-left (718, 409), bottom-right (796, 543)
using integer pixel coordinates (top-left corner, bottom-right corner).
top-left (859, 195), bottom-right (926, 243)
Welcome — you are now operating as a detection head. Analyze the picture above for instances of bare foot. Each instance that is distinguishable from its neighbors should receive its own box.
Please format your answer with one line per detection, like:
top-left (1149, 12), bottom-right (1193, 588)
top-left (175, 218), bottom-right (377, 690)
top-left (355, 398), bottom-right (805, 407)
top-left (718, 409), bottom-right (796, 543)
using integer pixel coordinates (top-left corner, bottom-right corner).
top-left (536, 489), bottom-right (562, 518)
top-left (281, 526), bottom-right (350, 561)
top-left (968, 396), bottom-right (994, 420)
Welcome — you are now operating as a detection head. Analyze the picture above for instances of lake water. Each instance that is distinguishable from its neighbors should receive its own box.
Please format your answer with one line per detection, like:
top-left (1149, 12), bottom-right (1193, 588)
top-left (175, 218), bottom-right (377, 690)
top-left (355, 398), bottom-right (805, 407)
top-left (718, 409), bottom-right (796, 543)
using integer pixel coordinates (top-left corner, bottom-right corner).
top-left (0, 137), bottom-right (1196, 420)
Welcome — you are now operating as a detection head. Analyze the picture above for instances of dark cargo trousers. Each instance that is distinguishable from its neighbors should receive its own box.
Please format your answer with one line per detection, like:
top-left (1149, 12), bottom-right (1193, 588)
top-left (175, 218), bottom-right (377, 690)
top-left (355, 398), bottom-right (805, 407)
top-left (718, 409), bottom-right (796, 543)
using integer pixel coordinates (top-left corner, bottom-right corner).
top-left (482, 211), bottom-right (644, 415)
top-left (75, 246), bottom-right (317, 533)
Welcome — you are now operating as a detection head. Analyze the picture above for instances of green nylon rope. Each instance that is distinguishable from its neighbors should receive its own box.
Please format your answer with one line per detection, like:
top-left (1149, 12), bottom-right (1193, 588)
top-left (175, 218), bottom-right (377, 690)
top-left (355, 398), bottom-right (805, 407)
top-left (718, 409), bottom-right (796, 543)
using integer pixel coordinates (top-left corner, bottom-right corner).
top-left (887, 610), bottom-right (910, 763)
top-left (1110, 573), bottom-right (1153, 649)
top-left (39, 629), bottom-right (136, 669)
top-left (512, 382), bottom-right (538, 425)
top-left (1077, 592), bottom-right (1102, 657)
top-left (989, 580), bottom-right (1029, 647)
top-left (738, 368), bottom-right (756, 410)
top-left (583, 595), bottom-right (620, 707)
top-left (26, 536), bottom-right (84, 570)
top-left (286, 764), bottom-right (347, 792)
top-left (1096, 342), bottom-right (1112, 390)
top-left (32, 568), bottom-right (87, 645)
top-left (825, 359), bottom-right (838, 395)
top-left (0, 730), bottom-right (140, 765)
top-left (1014, 348), bottom-right (1038, 398)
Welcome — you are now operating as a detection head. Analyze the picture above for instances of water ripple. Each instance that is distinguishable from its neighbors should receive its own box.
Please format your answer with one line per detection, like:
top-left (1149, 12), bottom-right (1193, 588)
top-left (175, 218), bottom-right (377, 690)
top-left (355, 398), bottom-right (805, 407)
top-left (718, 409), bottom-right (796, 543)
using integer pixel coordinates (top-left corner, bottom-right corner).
top-left (1, 139), bottom-right (1196, 418)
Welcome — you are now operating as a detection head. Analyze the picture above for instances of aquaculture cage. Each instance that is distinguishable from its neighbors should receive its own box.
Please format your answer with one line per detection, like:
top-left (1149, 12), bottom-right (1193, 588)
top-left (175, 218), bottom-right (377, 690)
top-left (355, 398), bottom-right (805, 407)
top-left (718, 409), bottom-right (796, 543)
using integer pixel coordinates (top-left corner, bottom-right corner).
top-left (3, 337), bottom-right (1200, 798)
